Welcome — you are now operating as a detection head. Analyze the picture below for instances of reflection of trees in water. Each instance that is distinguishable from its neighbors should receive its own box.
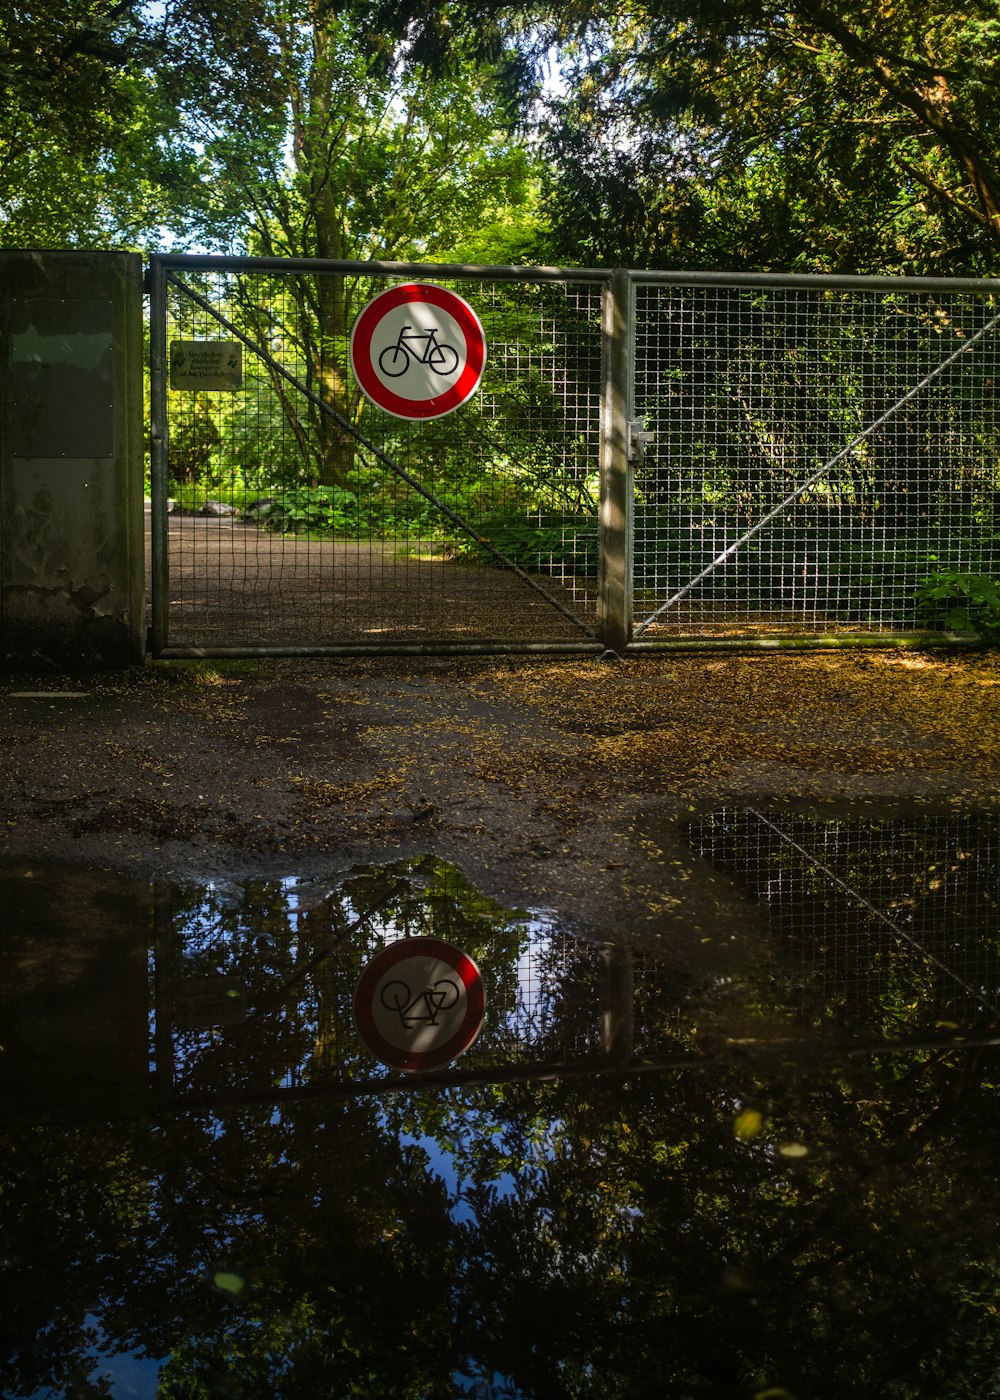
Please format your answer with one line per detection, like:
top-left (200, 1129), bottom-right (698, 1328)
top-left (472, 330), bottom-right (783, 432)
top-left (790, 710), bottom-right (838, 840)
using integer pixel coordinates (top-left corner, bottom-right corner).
top-left (162, 860), bottom-right (534, 1100)
top-left (6, 1041), bottom-right (1000, 1397)
top-left (160, 860), bottom-right (646, 1105)
top-left (6, 830), bottom-right (1000, 1395)
top-left (0, 1102), bottom-right (458, 1397)
top-left (464, 1049), bottom-right (1000, 1398)
top-left (163, 814), bottom-right (1000, 1107)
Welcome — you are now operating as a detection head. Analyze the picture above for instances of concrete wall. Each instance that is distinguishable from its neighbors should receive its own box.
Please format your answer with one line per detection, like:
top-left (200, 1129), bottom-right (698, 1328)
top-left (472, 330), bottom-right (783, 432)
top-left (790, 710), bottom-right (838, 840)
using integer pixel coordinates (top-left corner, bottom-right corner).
top-left (1, 250), bottom-right (145, 667)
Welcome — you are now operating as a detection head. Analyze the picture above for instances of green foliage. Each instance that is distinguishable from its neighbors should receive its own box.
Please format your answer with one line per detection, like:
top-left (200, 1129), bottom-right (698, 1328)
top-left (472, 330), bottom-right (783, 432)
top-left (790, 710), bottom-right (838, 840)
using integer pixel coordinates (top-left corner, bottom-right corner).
top-left (170, 395), bottom-right (222, 484)
top-left (190, 10), bottom-right (545, 487)
top-left (524, 0), bottom-right (1000, 274)
top-left (0, 0), bottom-right (283, 248)
top-left (254, 486), bottom-right (364, 535)
top-left (5, 0), bottom-right (1000, 274)
top-left (451, 509), bottom-right (598, 573)
top-left (915, 568), bottom-right (1000, 642)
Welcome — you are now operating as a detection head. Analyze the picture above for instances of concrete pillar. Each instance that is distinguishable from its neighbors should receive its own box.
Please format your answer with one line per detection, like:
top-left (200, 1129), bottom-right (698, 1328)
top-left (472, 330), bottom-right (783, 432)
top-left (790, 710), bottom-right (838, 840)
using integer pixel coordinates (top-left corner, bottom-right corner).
top-left (1, 250), bottom-right (145, 667)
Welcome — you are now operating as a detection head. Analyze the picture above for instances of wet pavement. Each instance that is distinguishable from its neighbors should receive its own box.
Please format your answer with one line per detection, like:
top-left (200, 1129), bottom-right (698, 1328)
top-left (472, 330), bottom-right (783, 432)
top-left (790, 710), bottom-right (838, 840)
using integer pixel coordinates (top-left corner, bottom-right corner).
top-left (2, 807), bottom-right (999, 1397)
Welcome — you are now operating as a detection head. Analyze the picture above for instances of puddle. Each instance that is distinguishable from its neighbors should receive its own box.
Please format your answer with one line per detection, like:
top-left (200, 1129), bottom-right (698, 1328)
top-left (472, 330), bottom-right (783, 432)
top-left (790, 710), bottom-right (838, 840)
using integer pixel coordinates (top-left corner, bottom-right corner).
top-left (2, 815), bottom-right (1000, 1396)
top-left (685, 805), bottom-right (1000, 1045)
top-left (152, 858), bottom-right (663, 1112)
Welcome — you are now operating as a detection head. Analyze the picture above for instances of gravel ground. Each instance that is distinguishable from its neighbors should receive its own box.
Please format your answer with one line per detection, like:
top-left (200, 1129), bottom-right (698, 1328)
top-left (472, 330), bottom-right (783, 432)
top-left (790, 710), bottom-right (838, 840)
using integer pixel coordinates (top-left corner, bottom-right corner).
top-left (149, 516), bottom-right (599, 648)
top-left (2, 648), bottom-right (999, 953)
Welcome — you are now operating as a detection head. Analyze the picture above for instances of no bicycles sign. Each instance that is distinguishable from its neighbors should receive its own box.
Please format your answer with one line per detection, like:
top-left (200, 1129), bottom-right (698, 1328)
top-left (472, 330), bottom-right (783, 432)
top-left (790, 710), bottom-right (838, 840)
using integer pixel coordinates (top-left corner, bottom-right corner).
top-left (353, 936), bottom-right (486, 1072)
top-left (349, 283), bottom-right (487, 420)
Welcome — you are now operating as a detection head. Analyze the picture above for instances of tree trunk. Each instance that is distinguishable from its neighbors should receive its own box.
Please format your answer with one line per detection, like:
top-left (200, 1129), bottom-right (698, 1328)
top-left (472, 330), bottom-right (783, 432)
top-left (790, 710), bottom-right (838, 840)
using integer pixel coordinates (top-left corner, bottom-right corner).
top-left (301, 20), bottom-right (356, 488)
top-left (311, 254), bottom-right (356, 488)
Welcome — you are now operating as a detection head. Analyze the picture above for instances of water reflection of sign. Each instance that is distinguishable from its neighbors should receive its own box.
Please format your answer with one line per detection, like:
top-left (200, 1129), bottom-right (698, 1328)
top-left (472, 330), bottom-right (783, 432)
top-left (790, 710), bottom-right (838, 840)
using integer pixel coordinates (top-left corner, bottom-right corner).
top-left (170, 340), bottom-right (243, 391)
top-left (353, 937), bottom-right (485, 1072)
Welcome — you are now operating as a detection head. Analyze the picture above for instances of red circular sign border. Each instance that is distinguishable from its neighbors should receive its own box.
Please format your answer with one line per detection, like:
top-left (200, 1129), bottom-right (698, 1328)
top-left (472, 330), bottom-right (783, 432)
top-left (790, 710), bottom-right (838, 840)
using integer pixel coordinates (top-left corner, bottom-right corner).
top-left (349, 283), bottom-right (486, 420)
top-left (353, 935), bottom-right (486, 1072)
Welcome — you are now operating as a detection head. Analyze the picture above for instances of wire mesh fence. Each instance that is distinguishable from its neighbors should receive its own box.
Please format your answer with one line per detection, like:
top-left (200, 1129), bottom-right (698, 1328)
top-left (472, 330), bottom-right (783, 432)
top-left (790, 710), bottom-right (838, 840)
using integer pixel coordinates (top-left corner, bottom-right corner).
top-left (632, 279), bottom-right (1000, 638)
top-left (151, 261), bottom-right (604, 653)
top-left (685, 807), bottom-right (1000, 1041)
top-left (149, 260), bottom-right (1000, 653)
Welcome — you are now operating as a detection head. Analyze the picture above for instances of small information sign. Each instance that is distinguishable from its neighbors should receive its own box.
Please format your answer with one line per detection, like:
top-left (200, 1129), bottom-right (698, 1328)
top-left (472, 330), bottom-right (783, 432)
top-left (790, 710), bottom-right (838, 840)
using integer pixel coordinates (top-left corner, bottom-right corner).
top-left (170, 340), bottom-right (243, 391)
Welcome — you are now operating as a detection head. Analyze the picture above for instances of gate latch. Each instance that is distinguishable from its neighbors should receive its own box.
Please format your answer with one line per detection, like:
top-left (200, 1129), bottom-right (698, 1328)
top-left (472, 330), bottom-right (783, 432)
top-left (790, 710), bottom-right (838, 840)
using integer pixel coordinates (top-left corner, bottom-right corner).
top-left (627, 420), bottom-right (656, 463)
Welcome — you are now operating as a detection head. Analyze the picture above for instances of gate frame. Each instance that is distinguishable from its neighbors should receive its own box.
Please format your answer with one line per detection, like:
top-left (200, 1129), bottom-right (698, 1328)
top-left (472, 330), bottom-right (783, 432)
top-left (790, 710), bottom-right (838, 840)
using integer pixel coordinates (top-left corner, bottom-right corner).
top-left (149, 253), bottom-right (618, 658)
top-left (148, 255), bottom-right (1000, 658)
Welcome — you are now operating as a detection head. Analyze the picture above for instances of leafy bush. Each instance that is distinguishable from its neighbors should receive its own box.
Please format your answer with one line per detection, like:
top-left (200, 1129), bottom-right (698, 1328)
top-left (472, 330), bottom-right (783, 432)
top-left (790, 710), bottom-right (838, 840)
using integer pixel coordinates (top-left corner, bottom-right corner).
top-left (915, 569), bottom-right (1000, 643)
top-left (449, 510), bottom-right (598, 574)
top-left (170, 398), bottom-right (221, 483)
top-left (254, 487), bottom-right (364, 535)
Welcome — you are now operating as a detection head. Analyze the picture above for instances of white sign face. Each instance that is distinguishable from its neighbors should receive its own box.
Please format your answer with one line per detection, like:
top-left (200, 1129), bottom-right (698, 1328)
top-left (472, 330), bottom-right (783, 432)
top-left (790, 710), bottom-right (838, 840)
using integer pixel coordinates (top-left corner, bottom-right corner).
top-left (170, 340), bottom-right (243, 391)
top-left (353, 936), bottom-right (486, 1072)
top-left (349, 284), bottom-right (486, 420)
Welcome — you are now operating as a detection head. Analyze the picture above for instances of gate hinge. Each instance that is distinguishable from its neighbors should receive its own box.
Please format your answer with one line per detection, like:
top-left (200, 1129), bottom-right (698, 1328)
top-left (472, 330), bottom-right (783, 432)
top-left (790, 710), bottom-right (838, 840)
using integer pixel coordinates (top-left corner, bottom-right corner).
top-left (627, 419), bottom-right (655, 463)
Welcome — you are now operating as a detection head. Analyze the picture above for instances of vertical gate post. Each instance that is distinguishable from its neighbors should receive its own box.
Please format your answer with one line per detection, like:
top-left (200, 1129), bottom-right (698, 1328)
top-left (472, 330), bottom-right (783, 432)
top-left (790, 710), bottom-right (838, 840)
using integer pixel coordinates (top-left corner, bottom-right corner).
top-left (147, 257), bottom-right (169, 655)
top-left (598, 269), bottom-right (633, 653)
top-left (600, 944), bottom-right (635, 1067)
top-left (153, 881), bottom-right (176, 1111)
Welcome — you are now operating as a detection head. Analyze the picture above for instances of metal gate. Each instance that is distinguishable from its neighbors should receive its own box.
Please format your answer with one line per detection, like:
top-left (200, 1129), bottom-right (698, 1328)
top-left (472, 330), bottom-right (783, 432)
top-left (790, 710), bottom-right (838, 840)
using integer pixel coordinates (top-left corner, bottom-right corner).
top-left (149, 256), bottom-right (616, 656)
top-left (148, 259), bottom-right (1000, 655)
top-left (629, 273), bottom-right (1000, 646)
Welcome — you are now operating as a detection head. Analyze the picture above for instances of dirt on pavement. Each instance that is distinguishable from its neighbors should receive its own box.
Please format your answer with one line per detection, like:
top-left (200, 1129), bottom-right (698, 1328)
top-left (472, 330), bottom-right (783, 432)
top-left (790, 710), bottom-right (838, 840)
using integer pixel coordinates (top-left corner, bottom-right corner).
top-left (2, 648), bottom-right (999, 949)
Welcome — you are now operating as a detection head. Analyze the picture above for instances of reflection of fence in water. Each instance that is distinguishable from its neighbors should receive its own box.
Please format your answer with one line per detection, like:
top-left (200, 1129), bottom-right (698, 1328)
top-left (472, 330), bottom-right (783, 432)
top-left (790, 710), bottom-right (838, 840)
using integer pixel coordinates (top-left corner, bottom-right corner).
top-left (157, 864), bottom-right (669, 1105)
top-left (157, 812), bottom-right (1000, 1108)
top-left (686, 808), bottom-right (1000, 1038)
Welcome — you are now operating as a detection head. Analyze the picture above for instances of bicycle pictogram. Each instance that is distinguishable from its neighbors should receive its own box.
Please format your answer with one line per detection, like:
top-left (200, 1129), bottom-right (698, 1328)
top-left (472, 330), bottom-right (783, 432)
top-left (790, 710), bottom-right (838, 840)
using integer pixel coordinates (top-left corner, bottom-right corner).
top-left (354, 934), bottom-right (485, 1070)
top-left (379, 976), bottom-right (461, 1030)
top-left (378, 324), bottom-right (460, 379)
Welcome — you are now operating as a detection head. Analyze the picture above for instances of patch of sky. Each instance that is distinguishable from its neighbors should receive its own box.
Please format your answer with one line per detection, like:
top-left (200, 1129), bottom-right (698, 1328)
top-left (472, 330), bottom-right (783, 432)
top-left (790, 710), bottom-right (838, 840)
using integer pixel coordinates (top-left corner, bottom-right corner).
top-left (27, 1318), bottom-right (165, 1400)
top-left (398, 1126), bottom-right (523, 1226)
top-left (453, 1366), bottom-right (524, 1399)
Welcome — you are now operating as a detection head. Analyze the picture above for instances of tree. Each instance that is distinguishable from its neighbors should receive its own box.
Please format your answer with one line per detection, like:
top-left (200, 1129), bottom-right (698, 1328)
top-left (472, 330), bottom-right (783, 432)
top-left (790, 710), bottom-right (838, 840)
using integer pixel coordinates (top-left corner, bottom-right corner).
top-left (397, 0), bottom-right (1000, 274)
top-left (162, 2), bottom-right (536, 486)
top-left (0, 0), bottom-right (282, 247)
top-left (580, 0), bottom-right (1000, 273)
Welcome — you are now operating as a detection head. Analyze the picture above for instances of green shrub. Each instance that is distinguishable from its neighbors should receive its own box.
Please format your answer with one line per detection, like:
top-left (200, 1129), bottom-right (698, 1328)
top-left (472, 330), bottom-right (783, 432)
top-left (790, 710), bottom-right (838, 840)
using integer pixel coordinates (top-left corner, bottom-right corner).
top-left (450, 510), bottom-right (598, 574)
top-left (254, 487), bottom-right (363, 535)
top-left (915, 569), bottom-right (1000, 643)
top-left (167, 482), bottom-right (254, 512)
